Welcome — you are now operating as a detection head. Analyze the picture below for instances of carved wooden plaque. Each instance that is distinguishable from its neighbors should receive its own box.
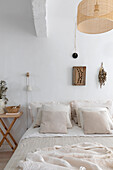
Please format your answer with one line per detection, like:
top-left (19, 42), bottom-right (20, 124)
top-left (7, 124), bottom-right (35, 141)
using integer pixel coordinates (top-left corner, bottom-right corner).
top-left (72, 66), bottom-right (86, 86)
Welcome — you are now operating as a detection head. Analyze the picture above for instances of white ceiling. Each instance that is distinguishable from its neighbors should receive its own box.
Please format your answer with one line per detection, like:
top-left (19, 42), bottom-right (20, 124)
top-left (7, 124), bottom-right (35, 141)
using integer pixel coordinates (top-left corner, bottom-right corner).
top-left (0, 0), bottom-right (80, 37)
top-left (47, 0), bottom-right (78, 19)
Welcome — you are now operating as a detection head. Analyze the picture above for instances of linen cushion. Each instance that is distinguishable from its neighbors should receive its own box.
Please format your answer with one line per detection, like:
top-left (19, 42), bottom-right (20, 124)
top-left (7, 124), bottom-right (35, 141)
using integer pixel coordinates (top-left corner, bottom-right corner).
top-left (40, 110), bottom-right (67, 134)
top-left (78, 107), bottom-right (108, 128)
top-left (30, 102), bottom-right (65, 127)
top-left (41, 103), bottom-right (72, 128)
top-left (82, 110), bottom-right (112, 134)
top-left (70, 100), bottom-right (113, 124)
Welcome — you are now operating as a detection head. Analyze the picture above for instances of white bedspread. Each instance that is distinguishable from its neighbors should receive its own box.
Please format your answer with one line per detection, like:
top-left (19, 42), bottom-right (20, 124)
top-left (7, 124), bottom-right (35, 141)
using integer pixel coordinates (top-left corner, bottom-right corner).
top-left (5, 136), bottom-right (113, 170)
top-left (5, 122), bottom-right (113, 170)
top-left (18, 142), bottom-right (113, 170)
top-left (21, 123), bottom-right (113, 141)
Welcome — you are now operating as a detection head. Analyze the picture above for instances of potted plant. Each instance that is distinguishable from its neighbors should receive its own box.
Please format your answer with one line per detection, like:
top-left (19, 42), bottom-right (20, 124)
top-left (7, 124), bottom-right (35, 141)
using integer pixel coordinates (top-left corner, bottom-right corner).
top-left (0, 80), bottom-right (8, 114)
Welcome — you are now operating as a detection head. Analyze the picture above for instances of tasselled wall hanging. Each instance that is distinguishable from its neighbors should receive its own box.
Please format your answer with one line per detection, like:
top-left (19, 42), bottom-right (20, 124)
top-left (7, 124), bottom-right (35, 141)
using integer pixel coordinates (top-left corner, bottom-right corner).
top-left (98, 62), bottom-right (107, 88)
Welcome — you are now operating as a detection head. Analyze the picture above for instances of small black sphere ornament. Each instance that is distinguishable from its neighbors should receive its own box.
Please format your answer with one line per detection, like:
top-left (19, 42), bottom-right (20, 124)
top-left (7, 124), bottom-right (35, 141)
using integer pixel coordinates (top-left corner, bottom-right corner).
top-left (72, 53), bottom-right (78, 59)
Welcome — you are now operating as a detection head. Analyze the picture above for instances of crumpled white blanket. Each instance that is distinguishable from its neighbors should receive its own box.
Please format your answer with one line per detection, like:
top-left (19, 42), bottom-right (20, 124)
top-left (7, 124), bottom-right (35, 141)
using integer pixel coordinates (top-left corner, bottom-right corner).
top-left (18, 142), bottom-right (113, 170)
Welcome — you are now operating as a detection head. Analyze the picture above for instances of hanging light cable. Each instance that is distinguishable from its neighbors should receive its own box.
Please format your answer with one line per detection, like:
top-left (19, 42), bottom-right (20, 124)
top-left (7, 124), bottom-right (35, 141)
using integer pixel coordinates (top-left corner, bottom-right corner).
top-left (72, 22), bottom-right (78, 59)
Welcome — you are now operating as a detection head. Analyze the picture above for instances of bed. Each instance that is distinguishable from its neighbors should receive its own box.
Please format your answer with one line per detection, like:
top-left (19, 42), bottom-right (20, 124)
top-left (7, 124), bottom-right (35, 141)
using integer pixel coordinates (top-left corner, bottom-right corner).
top-left (5, 123), bottom-right (113, 170)
top-left (5, 101), bottom-right (113, 169)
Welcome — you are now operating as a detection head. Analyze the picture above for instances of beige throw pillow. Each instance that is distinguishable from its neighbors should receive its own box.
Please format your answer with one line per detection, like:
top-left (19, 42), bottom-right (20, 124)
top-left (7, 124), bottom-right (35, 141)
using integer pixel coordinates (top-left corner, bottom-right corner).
top-left (70, 100), bottom-right (113, 124)
top-left (41, 104), bottom-right (72, 129)
top-left (78, 107), bottom-right (108, 128)
top-left (82, 110), bottom-right (112, 134)
top-left (40, 111), bottom-right (67, 134)
top-left (34, 103), bottom-right (72, 129)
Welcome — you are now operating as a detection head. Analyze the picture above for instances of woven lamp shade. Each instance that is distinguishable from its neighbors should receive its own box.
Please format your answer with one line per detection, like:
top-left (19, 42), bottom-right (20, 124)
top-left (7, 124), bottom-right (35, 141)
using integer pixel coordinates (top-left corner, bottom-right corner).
top-left (77, 0), bottom-right (113, 34)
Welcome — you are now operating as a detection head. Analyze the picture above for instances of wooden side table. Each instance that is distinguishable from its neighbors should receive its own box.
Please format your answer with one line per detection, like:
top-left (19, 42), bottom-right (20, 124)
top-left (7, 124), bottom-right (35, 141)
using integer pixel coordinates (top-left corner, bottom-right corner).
top-left (0, 112), bottom-right (23, 151)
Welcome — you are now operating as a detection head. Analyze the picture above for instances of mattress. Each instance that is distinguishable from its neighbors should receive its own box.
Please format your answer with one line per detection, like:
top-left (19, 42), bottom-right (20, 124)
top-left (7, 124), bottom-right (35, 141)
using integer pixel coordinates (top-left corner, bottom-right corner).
top-left (5, 124), bottom-right (113, 170)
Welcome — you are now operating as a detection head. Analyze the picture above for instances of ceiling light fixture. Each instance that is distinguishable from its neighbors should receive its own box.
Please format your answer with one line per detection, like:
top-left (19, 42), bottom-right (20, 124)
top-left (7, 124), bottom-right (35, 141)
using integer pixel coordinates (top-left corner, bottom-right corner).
top-left (77, 0), bottom-right (113, 34)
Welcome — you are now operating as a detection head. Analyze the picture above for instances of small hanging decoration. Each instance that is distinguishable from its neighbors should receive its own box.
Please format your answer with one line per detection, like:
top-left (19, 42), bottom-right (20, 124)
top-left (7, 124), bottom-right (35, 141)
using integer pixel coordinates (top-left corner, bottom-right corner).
top-left (98, 62), bottom-right (107, 88)
top-left (72, 23), bottom-right (78, 59)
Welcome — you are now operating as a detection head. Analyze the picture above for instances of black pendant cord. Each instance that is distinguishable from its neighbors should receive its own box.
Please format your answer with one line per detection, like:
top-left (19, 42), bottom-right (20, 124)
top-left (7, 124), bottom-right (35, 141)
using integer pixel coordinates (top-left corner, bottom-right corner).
top-left (72, 22), bottom-right (78, 59)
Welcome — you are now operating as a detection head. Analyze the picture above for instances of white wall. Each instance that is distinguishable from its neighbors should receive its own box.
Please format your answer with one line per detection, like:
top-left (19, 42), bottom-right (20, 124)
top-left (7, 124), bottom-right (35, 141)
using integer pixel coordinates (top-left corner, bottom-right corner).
top-left (0, 0), bottom-right (113, 144)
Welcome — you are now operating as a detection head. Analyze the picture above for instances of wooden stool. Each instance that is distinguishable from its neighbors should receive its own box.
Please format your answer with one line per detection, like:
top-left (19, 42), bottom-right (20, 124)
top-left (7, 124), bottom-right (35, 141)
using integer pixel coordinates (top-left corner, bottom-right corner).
top-left (0, 112), bottom-right (23, 151)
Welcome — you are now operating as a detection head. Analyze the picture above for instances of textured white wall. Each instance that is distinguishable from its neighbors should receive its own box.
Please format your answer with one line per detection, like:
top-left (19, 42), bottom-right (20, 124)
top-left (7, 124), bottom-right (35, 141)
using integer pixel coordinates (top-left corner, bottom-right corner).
top-left (0, 0), bottom-right (113, 145)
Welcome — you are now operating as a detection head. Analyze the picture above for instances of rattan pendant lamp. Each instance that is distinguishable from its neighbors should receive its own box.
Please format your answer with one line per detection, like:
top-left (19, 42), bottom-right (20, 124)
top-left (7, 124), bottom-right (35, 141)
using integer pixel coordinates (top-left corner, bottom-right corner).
top-left (77, 0), bottom-right (113, 34)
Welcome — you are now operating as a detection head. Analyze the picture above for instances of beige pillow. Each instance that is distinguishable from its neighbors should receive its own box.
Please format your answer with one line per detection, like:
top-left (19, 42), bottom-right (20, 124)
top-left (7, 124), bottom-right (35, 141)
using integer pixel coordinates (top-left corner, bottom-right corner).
top-left (30, 102), bottom-right (61, 123)
top-left (40, 110), bottom-right (67, 134)
top-left (77, 107), bottom-right (108, 128)
top-left (82, 110), bottom-right (112, 134)
top-left (42, 104), bottom-right (72, 129)
top-left (70, 100), bottom-right (113, 124)
top-left (34, 103), bottom-right (72, 129)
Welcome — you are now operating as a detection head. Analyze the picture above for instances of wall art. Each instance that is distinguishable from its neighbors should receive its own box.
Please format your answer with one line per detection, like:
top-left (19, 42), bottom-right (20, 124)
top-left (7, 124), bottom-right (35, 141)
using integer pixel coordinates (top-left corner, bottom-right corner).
top-left (72, 66), bottom-right (86, 86)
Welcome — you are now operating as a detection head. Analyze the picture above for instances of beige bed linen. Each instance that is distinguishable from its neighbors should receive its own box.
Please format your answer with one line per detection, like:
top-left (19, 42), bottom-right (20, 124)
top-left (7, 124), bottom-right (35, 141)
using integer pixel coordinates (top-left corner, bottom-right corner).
top-left (5, 136), bottom-right (113, 170)
top-left (18, 142), bottom-right (113, 170)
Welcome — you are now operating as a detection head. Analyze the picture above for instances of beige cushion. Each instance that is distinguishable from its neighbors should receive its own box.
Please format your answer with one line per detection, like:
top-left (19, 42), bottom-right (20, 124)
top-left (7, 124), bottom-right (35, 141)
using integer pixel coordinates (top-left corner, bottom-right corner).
top-left (82, 110), bottom-right (112, 134)
top-left (70, 100), bottom-right (113, 124)
top-left (30, 102), bottom-right (62, 122)
top-left (80, 108), bottom-right (113, 130)
top-left (40, 103), bottom-right (72, 129)
top-left (34, 103), bottom-right (72, 128)
top-left (78, 107), bottom-right (108, 128)
top-left (40, 110), bottom-right (67, 134)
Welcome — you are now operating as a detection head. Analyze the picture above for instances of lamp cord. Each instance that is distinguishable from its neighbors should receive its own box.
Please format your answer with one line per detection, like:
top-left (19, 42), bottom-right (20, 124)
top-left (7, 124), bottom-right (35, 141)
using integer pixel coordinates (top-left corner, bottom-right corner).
top-left (74, 22), bottom-right (77, 52)
top-left (26, 76), bottom-right (29, 130)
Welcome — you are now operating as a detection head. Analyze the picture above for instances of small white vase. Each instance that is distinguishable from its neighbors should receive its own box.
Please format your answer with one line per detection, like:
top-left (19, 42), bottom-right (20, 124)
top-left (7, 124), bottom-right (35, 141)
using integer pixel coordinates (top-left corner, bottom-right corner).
top-left (0, 99), bottom-right (5, 114)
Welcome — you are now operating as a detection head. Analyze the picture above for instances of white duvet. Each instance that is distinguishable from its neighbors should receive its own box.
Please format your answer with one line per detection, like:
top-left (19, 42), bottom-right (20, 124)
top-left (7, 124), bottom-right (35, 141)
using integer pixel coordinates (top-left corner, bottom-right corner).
top-left (18, 142), bottom-right (113, 170)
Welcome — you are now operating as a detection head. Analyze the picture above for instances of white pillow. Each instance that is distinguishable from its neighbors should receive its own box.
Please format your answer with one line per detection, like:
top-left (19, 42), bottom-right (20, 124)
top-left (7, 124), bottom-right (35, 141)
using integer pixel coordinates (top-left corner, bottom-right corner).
top-left (30, 102), bottom-right (42, 121)
top-left (82, 110), bottom-right (112, 134)
top-left (41, 103), bottom-right (72, 129)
